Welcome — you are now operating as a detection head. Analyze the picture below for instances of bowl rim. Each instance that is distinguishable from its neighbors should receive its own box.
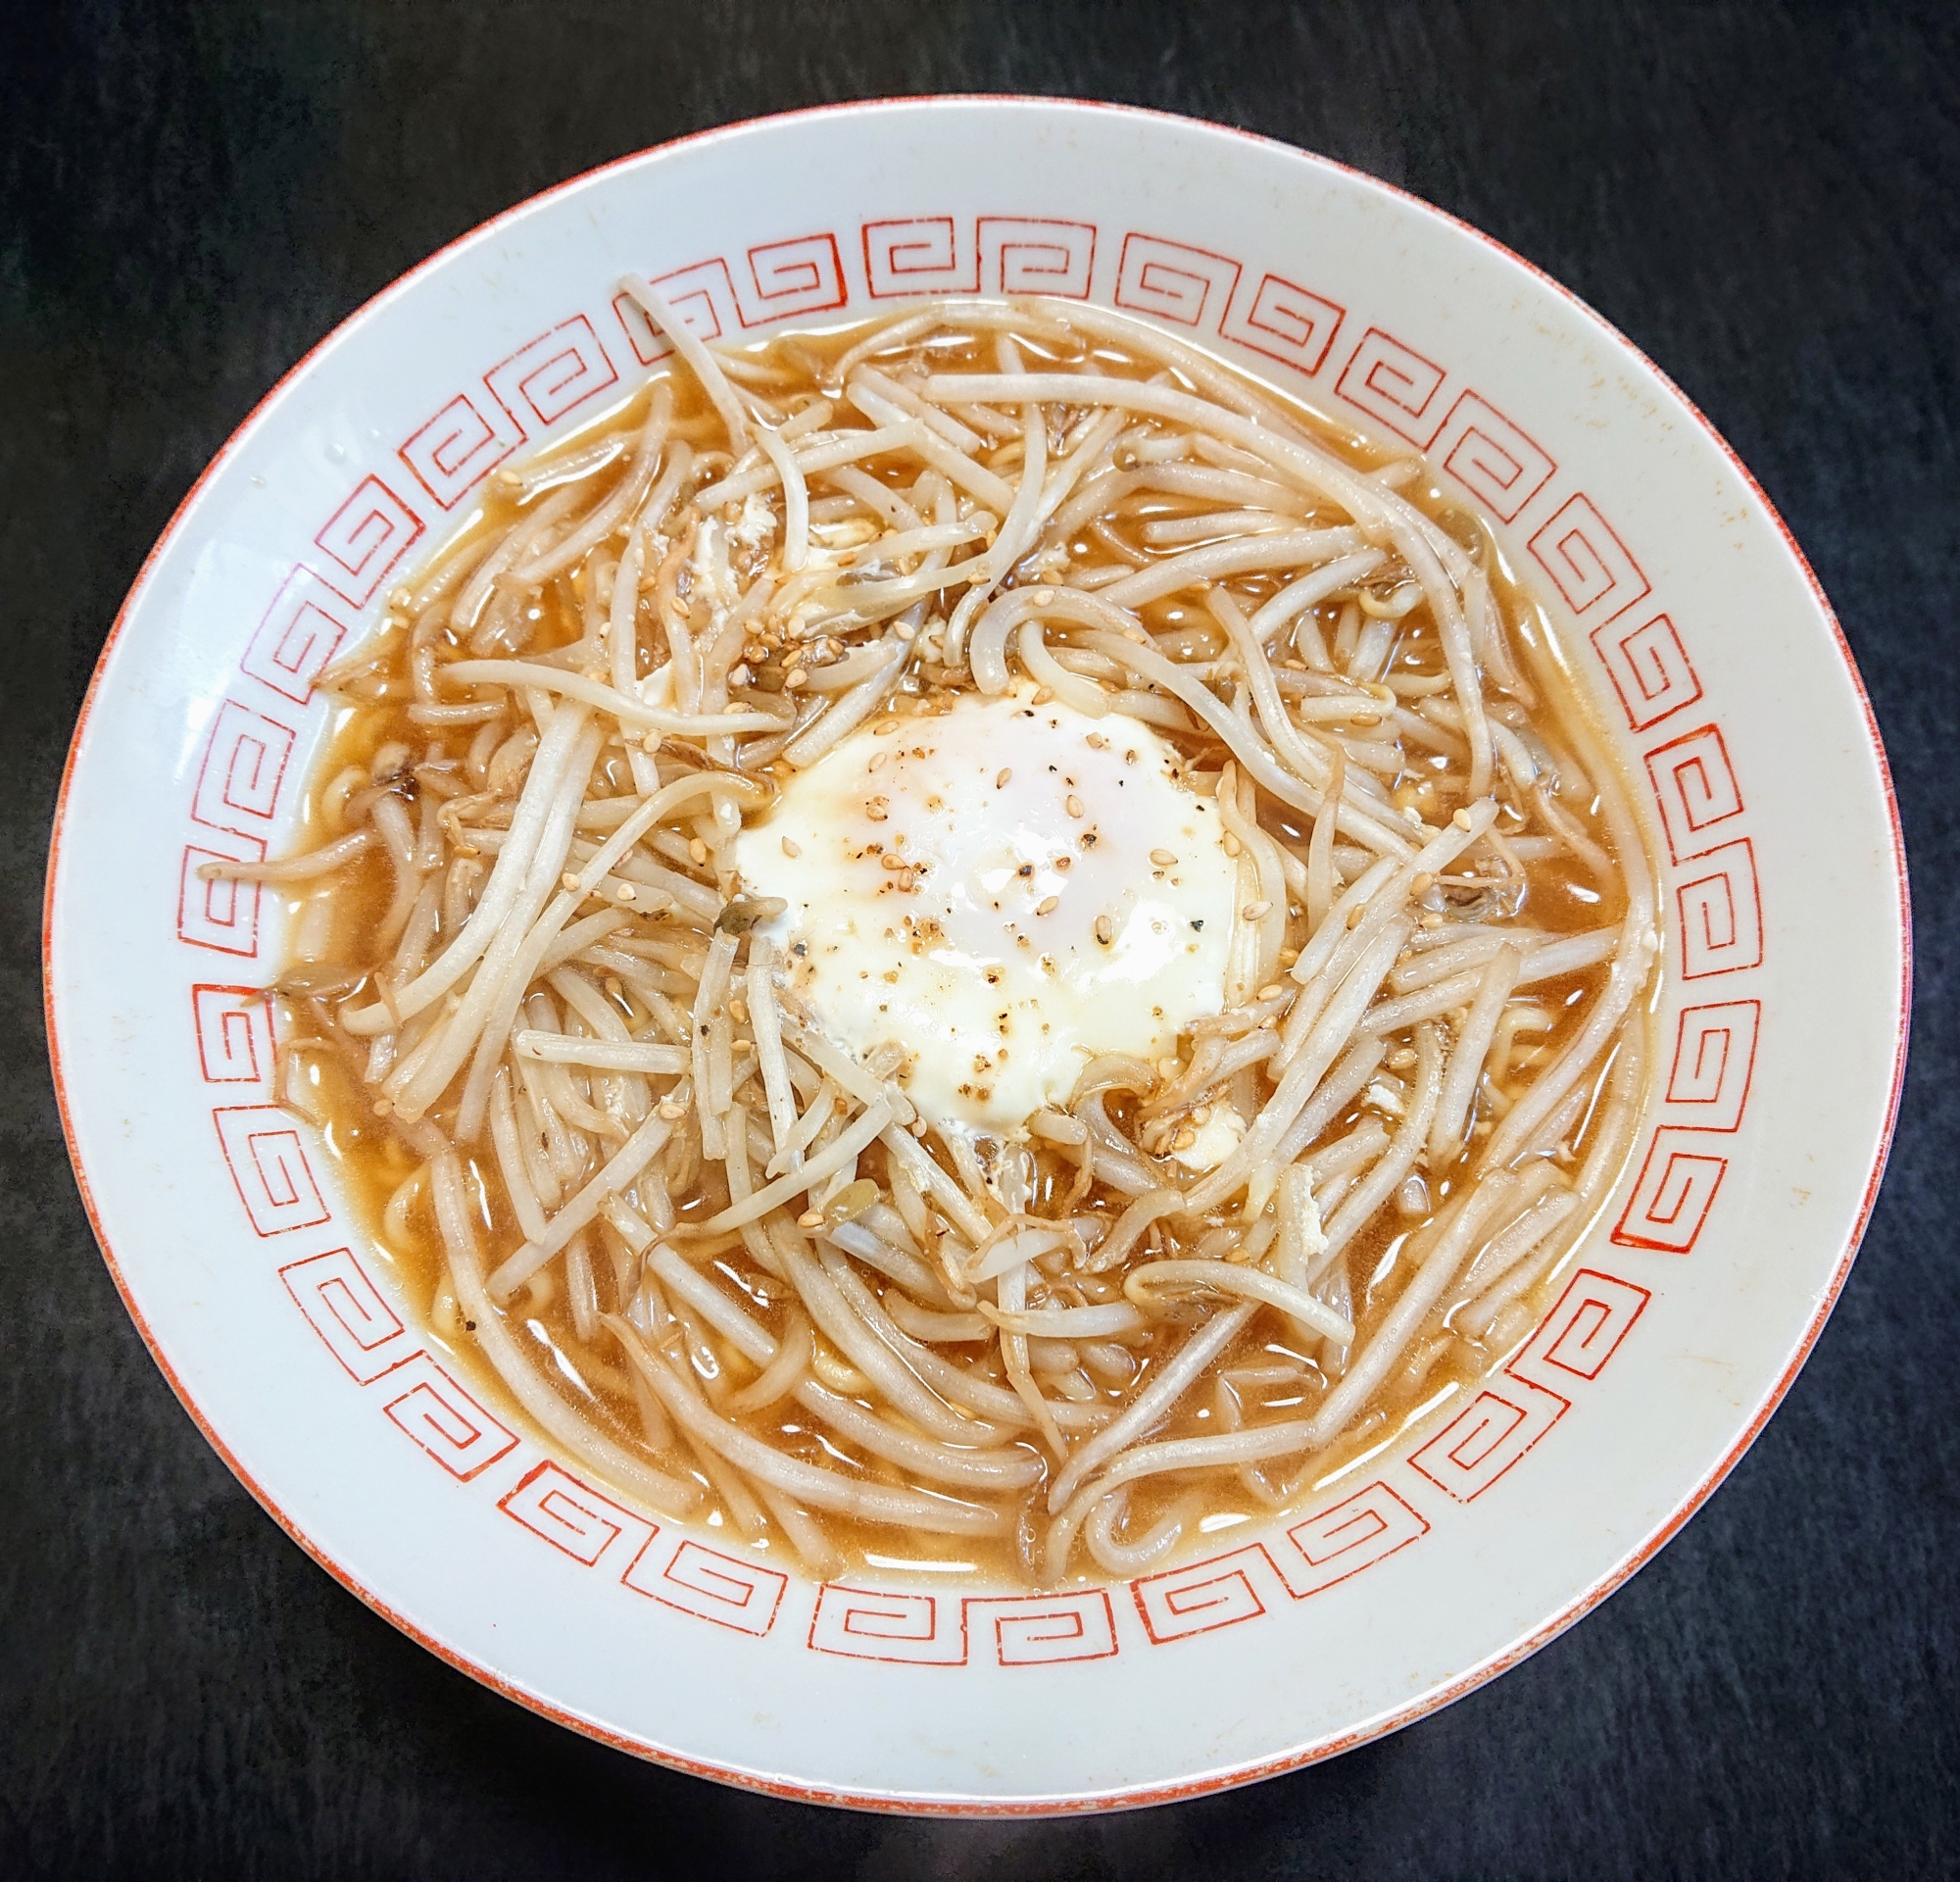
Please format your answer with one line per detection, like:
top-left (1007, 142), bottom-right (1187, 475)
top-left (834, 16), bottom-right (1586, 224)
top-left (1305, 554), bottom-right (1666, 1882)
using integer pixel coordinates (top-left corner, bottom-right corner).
top-left (41, 93), bottom-right (1912, 1815)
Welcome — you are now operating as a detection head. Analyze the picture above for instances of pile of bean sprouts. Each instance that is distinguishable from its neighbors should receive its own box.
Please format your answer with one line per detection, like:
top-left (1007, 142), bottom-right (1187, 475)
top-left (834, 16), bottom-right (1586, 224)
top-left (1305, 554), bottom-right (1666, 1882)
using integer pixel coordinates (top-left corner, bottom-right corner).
top-left (217, 287), bottom-right (1658, 1584)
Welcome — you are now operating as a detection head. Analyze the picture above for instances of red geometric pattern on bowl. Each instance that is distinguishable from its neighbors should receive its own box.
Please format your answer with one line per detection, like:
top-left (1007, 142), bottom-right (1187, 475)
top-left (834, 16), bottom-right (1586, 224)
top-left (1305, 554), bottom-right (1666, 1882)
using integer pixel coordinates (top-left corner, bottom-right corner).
top-left (240, 568), bottom-right (354, 705)
top-left (862, 215), bottom-right (974, 296)
top-left (963, 1589), bottom-right (1119, 1665)
top-left (862, 216), bottom-right (1098, 300)
top-left (1281, 1480), bottom-right (1430, 1596)
top-left (170, 206), bottom-right (1775, 1672)
top-left (278, 1247), bottom-right (416, 1385)
top-left (1528, 493), bottom-right (1651, 624)
top-left (1590, 612), bottom-right (1702, 733)
top-left (1114, 232), bottom-right (1243, 330)
top-left (398, 391), bottom-right (525, 511)
top-left (1612, 1129), bottom-right (1731, 1254)
top-left (612, 234), bottom-right (848, 362)
top-left (485, 314), bottom-right (619, 432)
top-left (177, 838), bottom-right (264, 958)
top-left (1428, 391), bottom-right (1557, 521)
top-left (308, 475), bottom-right (423, 609)
top-left (191, 983), bottom-right (275, 1085)
top-left (808, 1584), bottom-right (968, 1664)
top-left (1220, 271), bottom-right (1347, 378)
top-left (1131, 1542), bottom-right (1288, 1643)
top-left (1645, 724), bottom-right (1746, 864)
top-left (1662, 1001), bottom-right (1761, 1133)
top-left (190, 700), bottom-right (296, 842)
top-left (1335, 326), bottom-right (1448, 445)
top-left (627, 1537), bottom-right (788, 1638)
top-left (378, 1352), bottom-right (519, 1483)
top-left (983, 218), bottom-right (1098, 299)
top-left (1676, 840), bottom-right (1764, 979)
top-left (1408, 1374), bottom-right (1570, 1503)
top-left (212, 1104), bottom-right (331, 1235)
top-left (1507, 1269), bottom-right (1652, 1386)
top-left (500, 1460), bottom-right (656, 1570)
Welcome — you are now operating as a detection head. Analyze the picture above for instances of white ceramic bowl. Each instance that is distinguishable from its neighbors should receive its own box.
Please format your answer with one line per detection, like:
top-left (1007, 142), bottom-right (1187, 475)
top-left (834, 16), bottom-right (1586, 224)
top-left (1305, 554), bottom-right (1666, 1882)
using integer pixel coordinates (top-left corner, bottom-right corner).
top-left (45, 98), bottom-right (1907, 1813)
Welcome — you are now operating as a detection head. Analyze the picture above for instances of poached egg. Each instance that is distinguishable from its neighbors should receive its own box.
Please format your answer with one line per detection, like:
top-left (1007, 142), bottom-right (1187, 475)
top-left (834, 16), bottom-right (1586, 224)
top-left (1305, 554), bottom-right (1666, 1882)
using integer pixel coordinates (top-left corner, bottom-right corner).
top-left (733, 686), bottom-right (1243, 1143)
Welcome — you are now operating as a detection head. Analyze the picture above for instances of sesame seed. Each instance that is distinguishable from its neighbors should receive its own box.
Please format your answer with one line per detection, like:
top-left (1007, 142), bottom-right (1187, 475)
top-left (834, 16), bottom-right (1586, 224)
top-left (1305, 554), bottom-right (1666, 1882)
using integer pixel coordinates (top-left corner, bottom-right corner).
top-left (562, 871), bottom-right (583, 893)
top-left (881, 853), bottom-right (906, 870)
top-left (642, 732), bottom-right (662, 754)
top-left (1094, 915), bottom-right (1114, 945)
top-left (1037, 896), bottom-right (1060, 916)
top-left (781, 836), bottom-right (801, 858)
top-left (728, 997), bottom-right (749, 1023)
top-left (1065, 795), bottom-right (1085, 818)
top-left (688, 837), bottom-right (710, 866)
top-left (796, 1210), bottom-right (825, 1229)
top-left (1031, 686), bottom-right (1054, 704)
top-left (1453, 808), bottom-right (1474, 831)
top-left (868, 752), bottom-right (889, 772)
top-left (1150, 848), bottom-right (1177, 867)
top-left (896, 620), bottom-right (916, 640)
top-left (1411, 870), bottom-right (1434, 893)
top-left (1243, 900), bottom-right (1272, 920)
top-left (1347, 904), bottom-right (1367, 928)
top-left (1173, 1127), bottom-right (1198, 1151)
top-left (1033, 587), bottom-right (1054, 605)
top-left (658, 1101), bottom-right (687, 1120)
top-left (1156, 1057), bottom-right (1181, 1080)
top-left (1223, 833), bottom-right (1242, 857)
top-left (785, 668), bottom-right (808, 688)
top-left (1123, 627), bottom-right (1150, 644)
top-left (615, 883), bottom-right (637, 903)
top-left (996, 768), bottom-right (1012, 788)
top-left (1256, 983), bottom-right (1285, 1001)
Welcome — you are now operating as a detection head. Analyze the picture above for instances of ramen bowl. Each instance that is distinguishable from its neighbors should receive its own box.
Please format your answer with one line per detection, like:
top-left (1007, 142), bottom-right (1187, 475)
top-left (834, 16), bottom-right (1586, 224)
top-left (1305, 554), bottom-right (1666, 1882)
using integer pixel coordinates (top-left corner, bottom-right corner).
top-left (44, 98), bottom-right (1906, 1812)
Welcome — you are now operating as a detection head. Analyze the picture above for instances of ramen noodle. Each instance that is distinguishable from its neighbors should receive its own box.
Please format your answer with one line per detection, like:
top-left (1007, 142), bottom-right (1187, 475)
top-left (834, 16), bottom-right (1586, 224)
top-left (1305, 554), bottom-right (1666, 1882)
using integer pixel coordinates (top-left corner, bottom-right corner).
top-left (219, 288), bottom-right (1658, 1585)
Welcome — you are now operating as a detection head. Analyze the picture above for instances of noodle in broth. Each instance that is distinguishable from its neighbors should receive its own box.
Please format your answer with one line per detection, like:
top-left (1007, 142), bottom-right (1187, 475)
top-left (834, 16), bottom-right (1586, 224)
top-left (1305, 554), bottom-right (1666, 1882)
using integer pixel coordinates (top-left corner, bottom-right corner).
top-left (223, 291), bottom-right (1659, 1585)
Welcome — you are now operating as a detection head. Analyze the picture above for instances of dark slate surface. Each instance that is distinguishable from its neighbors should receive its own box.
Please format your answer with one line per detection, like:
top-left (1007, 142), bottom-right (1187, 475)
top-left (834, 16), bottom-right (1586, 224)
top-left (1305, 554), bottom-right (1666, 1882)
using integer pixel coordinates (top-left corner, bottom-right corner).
top-left (3, 4), bottom-right (1955, 1874)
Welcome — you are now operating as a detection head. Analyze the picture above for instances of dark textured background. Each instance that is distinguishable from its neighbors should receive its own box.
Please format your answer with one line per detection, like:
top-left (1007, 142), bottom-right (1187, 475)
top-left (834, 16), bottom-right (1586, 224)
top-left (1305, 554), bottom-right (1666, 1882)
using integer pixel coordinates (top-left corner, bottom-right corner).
top-left (4, 3), bottom-right (1956, 1875)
